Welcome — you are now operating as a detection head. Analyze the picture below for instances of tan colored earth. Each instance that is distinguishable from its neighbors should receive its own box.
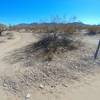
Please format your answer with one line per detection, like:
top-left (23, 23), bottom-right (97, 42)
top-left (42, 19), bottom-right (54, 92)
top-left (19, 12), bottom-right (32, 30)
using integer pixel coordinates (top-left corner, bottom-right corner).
top-left (0, 31), bottom-right (100, 100)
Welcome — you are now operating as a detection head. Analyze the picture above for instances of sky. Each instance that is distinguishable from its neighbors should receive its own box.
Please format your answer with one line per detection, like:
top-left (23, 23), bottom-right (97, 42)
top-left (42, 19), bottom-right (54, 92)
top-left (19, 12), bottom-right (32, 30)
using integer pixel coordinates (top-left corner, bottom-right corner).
top-left (0, 0), bottom-right (100, 25)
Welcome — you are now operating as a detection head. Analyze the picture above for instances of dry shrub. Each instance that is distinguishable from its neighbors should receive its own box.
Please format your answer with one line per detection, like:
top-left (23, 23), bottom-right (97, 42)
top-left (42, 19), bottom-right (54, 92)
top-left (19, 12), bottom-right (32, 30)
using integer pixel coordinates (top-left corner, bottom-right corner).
top-left (10, 23), bottom-right (80, 34)
top-left (85, 25), bottom-right (100, 35)
top-left (34, 33), bottom-right (80, 61)
top-left (0, 24), bottom-right (7, 36)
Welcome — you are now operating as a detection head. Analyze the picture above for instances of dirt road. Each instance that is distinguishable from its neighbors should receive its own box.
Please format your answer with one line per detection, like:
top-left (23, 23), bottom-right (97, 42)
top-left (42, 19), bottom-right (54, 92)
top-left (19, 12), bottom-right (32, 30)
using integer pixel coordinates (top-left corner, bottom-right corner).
top-left (0, 31), bottom-right (38, 74)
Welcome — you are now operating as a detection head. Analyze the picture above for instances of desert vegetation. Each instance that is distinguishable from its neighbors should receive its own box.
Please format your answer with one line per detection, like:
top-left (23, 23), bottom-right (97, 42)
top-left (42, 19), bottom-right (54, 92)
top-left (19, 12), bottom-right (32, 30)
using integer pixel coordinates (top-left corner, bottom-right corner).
top-left (0, 24), bottom-right (7, 36)
top-left (7, 22), bottom-right (100, 36)
top-left (0, 20), bottom-right (100, 99)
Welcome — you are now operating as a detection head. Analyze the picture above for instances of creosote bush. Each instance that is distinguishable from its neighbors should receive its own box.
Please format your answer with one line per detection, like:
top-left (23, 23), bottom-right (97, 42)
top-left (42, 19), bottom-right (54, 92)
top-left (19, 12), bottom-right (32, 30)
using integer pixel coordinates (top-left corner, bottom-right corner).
top-left (34, 33), bottom-right (79, 61)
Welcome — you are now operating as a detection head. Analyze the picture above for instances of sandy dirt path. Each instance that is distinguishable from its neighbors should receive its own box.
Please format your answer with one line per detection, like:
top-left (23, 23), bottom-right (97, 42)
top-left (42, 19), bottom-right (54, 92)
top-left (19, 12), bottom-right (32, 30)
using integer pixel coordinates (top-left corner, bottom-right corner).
top-left (0, 32), bottom-right (38, 57)
top-left (0, 31), bottom-right (38, 75)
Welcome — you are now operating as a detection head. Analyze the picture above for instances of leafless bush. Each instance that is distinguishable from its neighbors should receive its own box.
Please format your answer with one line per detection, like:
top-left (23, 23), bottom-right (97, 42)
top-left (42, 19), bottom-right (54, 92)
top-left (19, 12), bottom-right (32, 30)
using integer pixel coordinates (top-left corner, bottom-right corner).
top-left (33, 33), bottom-right (80, 61)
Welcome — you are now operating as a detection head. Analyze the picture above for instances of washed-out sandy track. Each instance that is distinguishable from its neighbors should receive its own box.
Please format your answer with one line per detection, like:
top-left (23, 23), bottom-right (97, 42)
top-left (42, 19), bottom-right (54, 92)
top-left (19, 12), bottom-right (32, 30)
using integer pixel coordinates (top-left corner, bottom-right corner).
top-left (0, 31), bottom-right (38, 57)
top-left (0, 31), bottom-right (38, 76)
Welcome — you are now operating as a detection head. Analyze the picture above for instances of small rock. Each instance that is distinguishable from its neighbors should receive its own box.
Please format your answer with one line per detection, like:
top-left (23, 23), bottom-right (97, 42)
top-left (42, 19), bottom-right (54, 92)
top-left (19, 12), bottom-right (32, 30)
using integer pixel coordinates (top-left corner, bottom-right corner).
top-left (75, 66), bottom-right (78, 69)
top-left (3, 83), bottom-right (8, 87)
top-left (62, 84), bottom-right (68, 87)
top-left (39, 84), bottom-right (44, 89)
top-left (25, 93), bottom-right (31, 100)
top-left (51, 85), bottom-right (56, 88)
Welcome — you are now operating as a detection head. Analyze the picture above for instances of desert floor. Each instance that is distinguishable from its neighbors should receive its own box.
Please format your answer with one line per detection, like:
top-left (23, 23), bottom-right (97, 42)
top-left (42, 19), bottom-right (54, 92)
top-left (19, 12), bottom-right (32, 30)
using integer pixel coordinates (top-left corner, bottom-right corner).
top-left (0, 31), bottom-right (100, 100)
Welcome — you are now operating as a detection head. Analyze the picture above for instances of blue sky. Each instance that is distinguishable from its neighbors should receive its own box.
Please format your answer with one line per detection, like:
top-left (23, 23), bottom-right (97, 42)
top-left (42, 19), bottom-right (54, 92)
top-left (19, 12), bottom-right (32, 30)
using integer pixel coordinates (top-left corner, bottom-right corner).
top-left (0, 0), bottom-right (100, 24)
